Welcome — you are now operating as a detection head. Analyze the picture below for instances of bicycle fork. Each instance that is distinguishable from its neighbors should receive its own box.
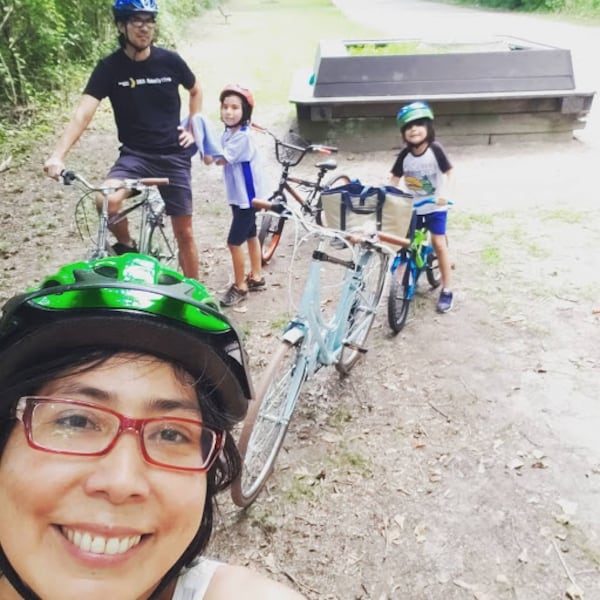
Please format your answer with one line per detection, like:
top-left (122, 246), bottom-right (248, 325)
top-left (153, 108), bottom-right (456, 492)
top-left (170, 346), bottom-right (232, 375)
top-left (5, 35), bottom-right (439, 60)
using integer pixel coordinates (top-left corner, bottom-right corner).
top-left (284, 250), bottom-right (362, 373)
top-left (90, 194), bottom-right (111, 261)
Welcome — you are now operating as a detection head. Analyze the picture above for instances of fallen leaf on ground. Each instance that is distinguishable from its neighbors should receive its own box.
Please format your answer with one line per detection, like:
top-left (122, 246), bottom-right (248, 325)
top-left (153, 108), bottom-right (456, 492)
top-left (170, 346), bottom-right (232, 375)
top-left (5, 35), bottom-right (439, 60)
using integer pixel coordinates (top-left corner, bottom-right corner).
top-left (566, 583), bottom-right (584, 599)
top-left (518, 548), bottom-right (529, 563)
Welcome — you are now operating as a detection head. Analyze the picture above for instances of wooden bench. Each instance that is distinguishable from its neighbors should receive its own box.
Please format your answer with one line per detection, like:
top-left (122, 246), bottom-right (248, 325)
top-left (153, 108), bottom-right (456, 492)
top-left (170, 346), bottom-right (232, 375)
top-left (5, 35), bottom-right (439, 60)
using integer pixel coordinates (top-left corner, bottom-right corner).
top-left (289, 38), bottom-right (595, 149)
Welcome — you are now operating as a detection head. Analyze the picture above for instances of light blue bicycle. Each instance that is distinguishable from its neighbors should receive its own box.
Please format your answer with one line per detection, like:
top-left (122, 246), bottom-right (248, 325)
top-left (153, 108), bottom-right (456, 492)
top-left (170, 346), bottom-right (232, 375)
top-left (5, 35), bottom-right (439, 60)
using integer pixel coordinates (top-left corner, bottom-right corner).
top-left (231, 198), bottom-right (404, 507)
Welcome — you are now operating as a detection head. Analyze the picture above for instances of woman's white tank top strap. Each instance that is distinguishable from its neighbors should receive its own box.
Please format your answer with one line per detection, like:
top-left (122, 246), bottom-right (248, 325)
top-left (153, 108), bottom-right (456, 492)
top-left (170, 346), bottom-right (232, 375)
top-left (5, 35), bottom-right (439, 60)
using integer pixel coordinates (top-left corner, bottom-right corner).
top-left (172, 558), bottom-right (223, 600)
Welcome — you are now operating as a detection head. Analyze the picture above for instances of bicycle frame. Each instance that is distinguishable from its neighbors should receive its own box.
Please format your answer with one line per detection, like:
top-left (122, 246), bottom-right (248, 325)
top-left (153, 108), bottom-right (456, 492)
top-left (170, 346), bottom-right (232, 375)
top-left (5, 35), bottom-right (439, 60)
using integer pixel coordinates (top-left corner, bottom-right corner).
top-left (62, 170), bottom-right (174, 266)
top-left (90, 191), bottom-right (112, 261)
top-left (282, 236), bottom-right (370, 376)
top-left (231, 198), bottom-right (402, 508)
top-left (391, 227), bottom-right (433, 301)
top-left (386, 201), bottom-right (449, 333)
top-left (253, 124), bottom-right (341, 264)
top-left (275, 164), bottom-right (335, 213)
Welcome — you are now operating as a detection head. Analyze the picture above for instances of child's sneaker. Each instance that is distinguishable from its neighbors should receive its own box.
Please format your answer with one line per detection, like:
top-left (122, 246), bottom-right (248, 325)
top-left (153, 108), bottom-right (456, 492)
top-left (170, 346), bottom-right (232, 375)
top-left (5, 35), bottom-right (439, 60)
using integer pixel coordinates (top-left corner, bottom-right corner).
top-left (436, 289), bottom-right (453, 313)
top-left (220, 284), bottom-right (248, 307)
top-left (246, 274), bottom-right (266, 291)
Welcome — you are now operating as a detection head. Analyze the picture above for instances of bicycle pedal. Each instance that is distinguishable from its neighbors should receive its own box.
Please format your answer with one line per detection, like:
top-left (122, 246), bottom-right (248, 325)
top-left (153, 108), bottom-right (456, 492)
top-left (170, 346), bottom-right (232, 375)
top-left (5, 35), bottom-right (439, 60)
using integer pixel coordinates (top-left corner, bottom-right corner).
top-left (343, 341), bottom-right (367, 354)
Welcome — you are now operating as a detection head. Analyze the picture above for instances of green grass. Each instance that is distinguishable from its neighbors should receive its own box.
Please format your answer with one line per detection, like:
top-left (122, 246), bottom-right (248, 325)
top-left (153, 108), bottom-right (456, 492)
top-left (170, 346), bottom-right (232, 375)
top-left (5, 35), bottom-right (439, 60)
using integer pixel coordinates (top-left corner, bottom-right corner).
top-left (453, 0), bottom-right (600, 24)
top-left (180, 0), bottom-right (380, 122)
top-left (330, 446), bottom-right (373, 478)
top-left (481, 245), bottom-right (502, 265)
top-left (327, 405), bottom-right (353, 430)
top-left (347, 41), bottom-right (424, 56)
top-left (539, 208), bottom-right (586, 224)
top-left (270, 316), bottom-right (292, 330)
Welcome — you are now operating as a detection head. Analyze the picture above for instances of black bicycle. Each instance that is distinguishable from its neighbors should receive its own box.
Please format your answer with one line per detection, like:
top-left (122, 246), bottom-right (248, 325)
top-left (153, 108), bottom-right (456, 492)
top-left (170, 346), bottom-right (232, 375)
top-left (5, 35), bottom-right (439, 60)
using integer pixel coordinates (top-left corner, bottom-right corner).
top-left (253, 125), bottom-right (350, 264)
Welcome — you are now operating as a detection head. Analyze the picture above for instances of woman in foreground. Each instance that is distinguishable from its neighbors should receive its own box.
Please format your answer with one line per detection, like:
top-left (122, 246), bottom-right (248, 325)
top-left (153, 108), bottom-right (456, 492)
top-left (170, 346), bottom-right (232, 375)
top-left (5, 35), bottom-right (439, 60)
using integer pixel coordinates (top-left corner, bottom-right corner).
top-left (0, 253), bottom-right (305, 600)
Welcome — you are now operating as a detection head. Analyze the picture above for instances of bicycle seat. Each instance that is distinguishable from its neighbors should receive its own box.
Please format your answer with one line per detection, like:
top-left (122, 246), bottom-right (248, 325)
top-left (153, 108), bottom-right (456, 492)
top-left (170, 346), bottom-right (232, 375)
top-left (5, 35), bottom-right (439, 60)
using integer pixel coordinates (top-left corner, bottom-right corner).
top-left (315, 159), bottom-right (337, 171)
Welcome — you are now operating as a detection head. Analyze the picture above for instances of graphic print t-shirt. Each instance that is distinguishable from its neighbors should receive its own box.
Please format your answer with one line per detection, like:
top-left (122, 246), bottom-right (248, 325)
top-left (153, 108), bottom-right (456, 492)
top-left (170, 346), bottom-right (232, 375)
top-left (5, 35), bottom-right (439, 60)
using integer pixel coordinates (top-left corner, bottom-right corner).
top-left (84, 47), bottom-right (195, 153)
top-left (391, 142), bottom-right (452, 215)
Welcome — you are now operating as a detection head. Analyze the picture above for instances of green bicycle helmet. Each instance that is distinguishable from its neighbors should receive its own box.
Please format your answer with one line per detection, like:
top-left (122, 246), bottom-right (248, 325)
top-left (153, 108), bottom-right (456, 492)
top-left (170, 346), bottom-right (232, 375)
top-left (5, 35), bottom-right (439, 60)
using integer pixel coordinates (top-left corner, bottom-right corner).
top-left (0, 254), bottom-right (252, 421)
top-left (396, 101), bottom-right (434, 129)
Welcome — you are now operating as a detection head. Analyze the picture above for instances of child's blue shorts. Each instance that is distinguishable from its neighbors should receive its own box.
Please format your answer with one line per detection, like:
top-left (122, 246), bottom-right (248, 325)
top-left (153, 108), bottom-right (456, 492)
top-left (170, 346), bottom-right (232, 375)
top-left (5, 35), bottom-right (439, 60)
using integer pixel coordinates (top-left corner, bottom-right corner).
top-left (416, 211), bottom-right (447, 236)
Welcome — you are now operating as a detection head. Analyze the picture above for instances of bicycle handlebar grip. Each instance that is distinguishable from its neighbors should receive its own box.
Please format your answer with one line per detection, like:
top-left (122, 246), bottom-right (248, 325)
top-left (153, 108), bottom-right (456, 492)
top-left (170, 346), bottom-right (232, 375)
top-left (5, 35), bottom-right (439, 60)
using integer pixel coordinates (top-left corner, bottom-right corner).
top-left (60, 170), bottom-right (76, 185)
top-left (377, 231), bottom-right (410, 247)
top-left (314, 145), bottom-right (338, 154)
top-left (138, 177), bottom-right (170, 186)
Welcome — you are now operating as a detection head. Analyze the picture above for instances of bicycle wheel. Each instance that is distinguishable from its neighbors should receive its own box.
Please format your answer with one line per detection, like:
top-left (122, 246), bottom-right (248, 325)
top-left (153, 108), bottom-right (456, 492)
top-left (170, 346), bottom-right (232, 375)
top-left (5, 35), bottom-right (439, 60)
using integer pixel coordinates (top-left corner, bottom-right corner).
top-left (258, 207), bottom-right (286, 264)
top-left (387, 262), bottom-right (413, 335)
top-left (336, 247), bottom-right (387, 375)
top-left (316, 173), bottom-right (352, 226)
top-left (426, 250), bottom-right (441, 288)
top-left (231, 339), bottom-right (306, 508)
top-left (145, 222), bottom-right (177, 268)
top-left (324, 173), bottom-right (351, 189)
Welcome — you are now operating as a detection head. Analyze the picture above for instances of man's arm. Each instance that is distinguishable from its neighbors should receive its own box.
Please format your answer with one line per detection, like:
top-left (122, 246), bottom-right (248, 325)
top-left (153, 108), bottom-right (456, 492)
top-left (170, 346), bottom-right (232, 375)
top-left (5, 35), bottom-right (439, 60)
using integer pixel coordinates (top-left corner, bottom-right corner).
top-left (44, 94), bottom-right (100, 179)
top-left (179, 80), bottom-right (203, 148)
top-left (188, 79), bottom-right (202, 116)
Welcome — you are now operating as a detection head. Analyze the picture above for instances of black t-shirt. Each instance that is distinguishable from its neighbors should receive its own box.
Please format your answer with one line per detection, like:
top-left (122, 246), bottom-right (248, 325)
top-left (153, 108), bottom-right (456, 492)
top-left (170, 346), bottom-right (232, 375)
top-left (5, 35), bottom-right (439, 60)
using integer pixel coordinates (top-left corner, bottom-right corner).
top-left (84, 46), bottom-right (196, 153)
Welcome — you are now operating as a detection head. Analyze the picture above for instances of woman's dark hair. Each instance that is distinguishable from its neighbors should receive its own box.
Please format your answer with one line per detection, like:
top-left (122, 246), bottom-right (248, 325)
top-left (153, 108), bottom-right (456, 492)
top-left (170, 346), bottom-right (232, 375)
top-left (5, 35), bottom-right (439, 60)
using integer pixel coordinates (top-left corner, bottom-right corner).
top-left (0, 348), bottom-right (241, 600)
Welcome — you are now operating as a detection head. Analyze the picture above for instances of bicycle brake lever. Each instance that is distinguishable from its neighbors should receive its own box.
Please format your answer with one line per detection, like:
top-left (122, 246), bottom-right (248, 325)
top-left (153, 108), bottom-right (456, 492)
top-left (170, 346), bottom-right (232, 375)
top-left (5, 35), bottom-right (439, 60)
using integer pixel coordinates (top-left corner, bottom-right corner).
top-left (271, 202), bottom-right (289, 215)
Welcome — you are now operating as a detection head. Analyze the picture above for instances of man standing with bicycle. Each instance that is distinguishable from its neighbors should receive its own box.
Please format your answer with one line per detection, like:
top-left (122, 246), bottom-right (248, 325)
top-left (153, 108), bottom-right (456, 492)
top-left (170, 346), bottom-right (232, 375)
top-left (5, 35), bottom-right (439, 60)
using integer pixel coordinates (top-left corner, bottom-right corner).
top-left (43, 0), bottom-right (202, 280)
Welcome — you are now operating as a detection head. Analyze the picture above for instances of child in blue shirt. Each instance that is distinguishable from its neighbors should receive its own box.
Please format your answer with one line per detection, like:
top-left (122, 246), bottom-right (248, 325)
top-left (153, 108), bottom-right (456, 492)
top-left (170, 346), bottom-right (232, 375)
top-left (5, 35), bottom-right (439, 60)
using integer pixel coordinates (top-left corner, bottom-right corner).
top-left (211, 85), bottom-right (268, 307)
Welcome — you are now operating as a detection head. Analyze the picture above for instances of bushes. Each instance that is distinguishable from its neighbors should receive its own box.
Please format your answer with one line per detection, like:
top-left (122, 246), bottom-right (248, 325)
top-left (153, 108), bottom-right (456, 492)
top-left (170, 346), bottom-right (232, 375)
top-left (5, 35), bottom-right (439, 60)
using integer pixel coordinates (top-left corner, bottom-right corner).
top-left (0, 0), bottom-right (208, 120)
top-left (459, 0), bottom-right (600, 14)
top-left (0, 1), bottom-right (113, 113)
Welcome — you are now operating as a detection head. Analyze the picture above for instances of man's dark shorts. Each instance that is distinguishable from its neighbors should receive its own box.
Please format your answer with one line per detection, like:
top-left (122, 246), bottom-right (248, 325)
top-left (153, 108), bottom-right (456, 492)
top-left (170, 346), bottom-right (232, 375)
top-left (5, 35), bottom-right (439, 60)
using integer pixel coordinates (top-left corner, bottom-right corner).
top-left (227, 205), bottom-right (257, 246)
top-left (108, 146), bottom-right (193, 217)
top-left (416, 211), bottom-right (447, 236)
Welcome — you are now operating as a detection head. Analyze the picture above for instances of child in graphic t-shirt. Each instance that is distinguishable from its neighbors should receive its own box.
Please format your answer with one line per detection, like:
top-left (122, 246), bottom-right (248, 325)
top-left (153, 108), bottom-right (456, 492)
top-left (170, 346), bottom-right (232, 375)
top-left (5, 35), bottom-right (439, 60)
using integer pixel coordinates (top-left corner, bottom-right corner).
top-left (390, 101), bottom-right (454, 313)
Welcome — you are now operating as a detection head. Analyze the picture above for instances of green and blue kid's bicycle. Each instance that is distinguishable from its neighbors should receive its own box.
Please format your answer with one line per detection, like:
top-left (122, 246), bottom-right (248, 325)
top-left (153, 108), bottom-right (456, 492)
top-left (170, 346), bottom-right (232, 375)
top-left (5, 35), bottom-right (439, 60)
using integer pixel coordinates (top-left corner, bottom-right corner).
top-left (387, 199), bottom-right (453, 333)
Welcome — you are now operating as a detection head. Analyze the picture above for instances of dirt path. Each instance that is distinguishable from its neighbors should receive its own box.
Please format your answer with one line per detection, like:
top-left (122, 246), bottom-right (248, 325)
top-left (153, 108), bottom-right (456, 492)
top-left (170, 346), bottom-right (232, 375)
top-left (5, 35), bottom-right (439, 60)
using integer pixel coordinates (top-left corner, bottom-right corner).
top-left (1, 2), bottom-right (599, 599)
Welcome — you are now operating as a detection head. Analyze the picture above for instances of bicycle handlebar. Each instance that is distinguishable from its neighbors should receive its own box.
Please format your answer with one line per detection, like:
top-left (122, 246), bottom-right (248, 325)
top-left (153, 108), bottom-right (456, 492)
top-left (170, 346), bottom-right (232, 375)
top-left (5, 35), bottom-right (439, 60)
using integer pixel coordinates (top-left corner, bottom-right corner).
top-left (251, 123), bottom-right (338, 166)
top-left (413, 198), bottom-right (454, 208)
top-left (137, 177), bottom-right (170, 186)
top-left (60, 170), bottom-right (170, 192)
top-left (251, 198), bottom-right (409, 248)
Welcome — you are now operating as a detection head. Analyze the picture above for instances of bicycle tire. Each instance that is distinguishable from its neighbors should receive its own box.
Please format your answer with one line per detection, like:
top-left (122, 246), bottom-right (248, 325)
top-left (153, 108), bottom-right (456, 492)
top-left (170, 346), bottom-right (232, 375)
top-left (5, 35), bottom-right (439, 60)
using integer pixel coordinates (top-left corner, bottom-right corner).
top-left (315, 173), bottom-right (352, 226)
top-left (324, 173), bottom-right (351, 189)
top-left (426, 250), bottom-right (441, 288)
top-left (258, 209), bottom-right (285, 265)
top-left (387, 263), bottom-right (413, 335)
top-left (145, 221), bottom-right (177, 268)
top-left (231, 339), bottom-right (306, 507)
top-left (336, 247), bottom-right (387, 375)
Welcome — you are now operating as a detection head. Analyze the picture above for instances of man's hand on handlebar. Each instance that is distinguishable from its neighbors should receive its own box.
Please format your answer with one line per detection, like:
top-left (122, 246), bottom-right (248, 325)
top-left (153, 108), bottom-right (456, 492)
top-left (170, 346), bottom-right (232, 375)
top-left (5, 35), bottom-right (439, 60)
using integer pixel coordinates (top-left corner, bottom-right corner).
top-left (43, 157), bottom-right (65, 181)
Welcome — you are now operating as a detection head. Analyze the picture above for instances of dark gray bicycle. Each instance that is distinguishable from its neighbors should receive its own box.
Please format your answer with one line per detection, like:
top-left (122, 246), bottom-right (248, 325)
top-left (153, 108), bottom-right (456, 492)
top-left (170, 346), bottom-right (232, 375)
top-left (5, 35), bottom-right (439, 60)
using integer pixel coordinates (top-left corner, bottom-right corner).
top-left (61, 170), bottom-right (176, 266)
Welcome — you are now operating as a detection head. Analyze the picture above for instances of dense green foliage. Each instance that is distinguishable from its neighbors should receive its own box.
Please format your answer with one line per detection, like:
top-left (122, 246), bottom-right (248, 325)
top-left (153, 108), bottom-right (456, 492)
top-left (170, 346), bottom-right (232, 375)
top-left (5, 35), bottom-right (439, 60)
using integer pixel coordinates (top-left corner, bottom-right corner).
top-left (0, 0), bottom-right (208, 119)
top-left (457, 0), bottom-right (600, 16)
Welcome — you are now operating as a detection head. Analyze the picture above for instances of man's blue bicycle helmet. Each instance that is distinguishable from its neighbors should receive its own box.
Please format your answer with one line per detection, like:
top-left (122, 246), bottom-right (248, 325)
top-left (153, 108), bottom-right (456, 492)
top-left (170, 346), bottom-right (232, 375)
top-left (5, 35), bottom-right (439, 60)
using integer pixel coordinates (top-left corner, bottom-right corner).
top-left (396, 101), bottom-right (434, 129)
top-left (113, 0), bottom-right (158, 22)
top-left (0, 254), bottom-right (253, 421)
